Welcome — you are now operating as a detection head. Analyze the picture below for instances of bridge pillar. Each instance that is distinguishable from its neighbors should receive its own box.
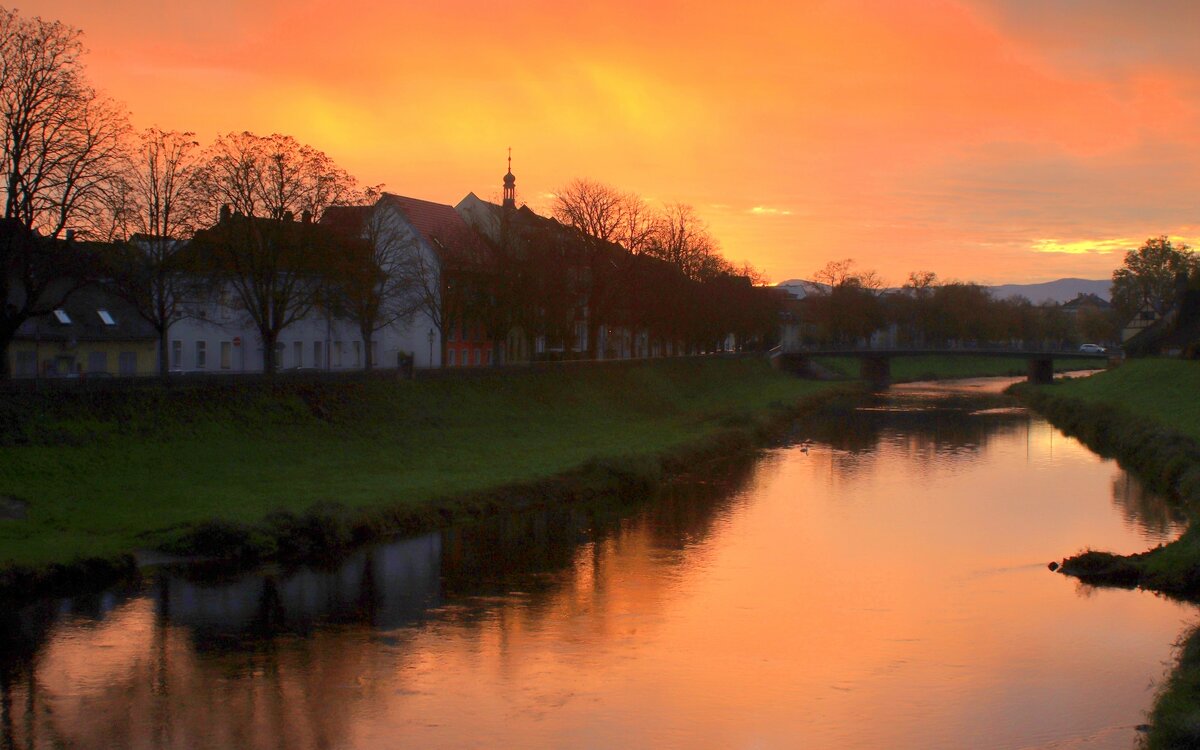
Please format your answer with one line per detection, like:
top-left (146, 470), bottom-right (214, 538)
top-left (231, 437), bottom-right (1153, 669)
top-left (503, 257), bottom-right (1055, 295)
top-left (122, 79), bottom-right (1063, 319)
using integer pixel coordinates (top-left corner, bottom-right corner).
top-left (774, 353), bottom-right (811, 376)
top-left (1027, 357), bottom-right (1054, 384)
top-left (861, 354), bottom-right (891, 389)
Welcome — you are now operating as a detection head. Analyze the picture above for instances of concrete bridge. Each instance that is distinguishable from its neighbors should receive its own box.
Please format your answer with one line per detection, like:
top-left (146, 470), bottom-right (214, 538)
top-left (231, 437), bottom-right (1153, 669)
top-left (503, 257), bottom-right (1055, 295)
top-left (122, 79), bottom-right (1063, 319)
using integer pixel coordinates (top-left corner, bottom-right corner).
top-left (772, 348), bottom-right (1112, 387)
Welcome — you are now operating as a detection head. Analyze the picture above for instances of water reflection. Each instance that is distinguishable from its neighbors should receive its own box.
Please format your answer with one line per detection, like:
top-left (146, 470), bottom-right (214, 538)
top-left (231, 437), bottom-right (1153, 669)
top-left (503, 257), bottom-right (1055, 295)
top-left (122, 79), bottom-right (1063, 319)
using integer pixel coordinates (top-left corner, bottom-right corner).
top-left (0, 380), bottom-right (1190, 749)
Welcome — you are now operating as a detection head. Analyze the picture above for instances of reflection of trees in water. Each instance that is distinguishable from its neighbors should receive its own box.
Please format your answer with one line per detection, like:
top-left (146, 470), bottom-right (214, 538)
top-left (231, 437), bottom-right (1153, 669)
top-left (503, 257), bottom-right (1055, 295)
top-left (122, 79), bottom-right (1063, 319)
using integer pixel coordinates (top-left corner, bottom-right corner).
top-left (1110, 472), bottom-right (1187, 538)
top-left (438, 453), bottom-right (760, 621)
top-left (0, 458), bottom-right (762, 749)
top-left (801, 396), bottom-right (1030, 482)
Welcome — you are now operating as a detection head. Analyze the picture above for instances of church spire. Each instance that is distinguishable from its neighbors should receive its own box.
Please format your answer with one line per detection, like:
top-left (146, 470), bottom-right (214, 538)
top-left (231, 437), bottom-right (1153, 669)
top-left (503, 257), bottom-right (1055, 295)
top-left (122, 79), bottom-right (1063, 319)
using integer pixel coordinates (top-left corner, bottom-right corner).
top-left (502, 147), bottom-right (516, 210)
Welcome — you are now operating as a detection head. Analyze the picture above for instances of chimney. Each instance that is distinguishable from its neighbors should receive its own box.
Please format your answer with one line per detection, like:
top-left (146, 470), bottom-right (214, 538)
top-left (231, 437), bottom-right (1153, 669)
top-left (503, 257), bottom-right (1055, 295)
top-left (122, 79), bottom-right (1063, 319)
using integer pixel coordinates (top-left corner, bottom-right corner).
top-left (283, 210), bottom-right (295, 223)
top-left (301, 209), bottom-right (312, 224)
top-left (219, 204), bottom-right (231, 222)
top-left (64, 229), bottom-right (74, 242)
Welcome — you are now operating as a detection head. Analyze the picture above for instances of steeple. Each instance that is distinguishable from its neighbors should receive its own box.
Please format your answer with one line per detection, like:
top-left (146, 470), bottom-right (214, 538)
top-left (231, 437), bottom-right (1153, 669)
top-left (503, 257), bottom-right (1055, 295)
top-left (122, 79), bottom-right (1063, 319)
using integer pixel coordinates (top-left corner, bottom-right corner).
top-left (502, 147), bottom-right (516, 210)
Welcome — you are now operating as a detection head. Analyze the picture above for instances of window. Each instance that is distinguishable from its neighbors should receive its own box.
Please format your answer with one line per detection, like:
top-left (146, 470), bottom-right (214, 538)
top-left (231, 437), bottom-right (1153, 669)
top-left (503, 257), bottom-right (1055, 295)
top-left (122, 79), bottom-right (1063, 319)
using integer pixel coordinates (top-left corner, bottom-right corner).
top-left (118, 351), bottom-right (137, 376)
top-left (484, 350), bottom-right (491, 366)
top-left (474, 348), bottom-right (481, 366)
top-left (53, 309), bottom-right (71, 324)
top-left (353, 341), bottom-right (361, 367)
top-left (293, 341), bottom-right (303, 368)
top-left (313, 341), bottom-right (324, 369)
top-left (87, 351), bottom-right (107, 373)
top-left (448, 349), bottom-right (457, 367)
top-left (334, 341), bottom-right (343, 367)
top-left (15, 351), bottom-right (36, 377)
top-left (196, 340), bottom-right (207, 370)
top-left (171, 340), bottom-right (182, 369)
top-left (275, 342), bottom-right (285, 368)
top-left (220, 341), bottom-right (232, 370)
top-left (448, 323), bottom-right (457, 342)
top-left (96, 309), bottom-right (116, 326)
top-left (371, 340), bottom-right (379, 367)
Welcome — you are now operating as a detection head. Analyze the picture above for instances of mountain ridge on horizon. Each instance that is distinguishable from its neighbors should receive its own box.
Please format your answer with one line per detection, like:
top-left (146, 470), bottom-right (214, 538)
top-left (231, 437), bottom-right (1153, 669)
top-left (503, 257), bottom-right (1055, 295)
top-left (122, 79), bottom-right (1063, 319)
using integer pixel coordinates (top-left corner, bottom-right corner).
top-left (773, 276), bottom-right (1111, 304)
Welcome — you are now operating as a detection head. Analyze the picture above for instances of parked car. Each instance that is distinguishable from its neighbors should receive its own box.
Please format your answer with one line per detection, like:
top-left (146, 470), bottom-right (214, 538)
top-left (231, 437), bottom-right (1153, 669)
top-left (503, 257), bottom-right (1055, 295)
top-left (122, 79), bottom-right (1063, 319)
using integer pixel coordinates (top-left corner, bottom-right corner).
top-left (1078, 343), bottom-right (1106, 354)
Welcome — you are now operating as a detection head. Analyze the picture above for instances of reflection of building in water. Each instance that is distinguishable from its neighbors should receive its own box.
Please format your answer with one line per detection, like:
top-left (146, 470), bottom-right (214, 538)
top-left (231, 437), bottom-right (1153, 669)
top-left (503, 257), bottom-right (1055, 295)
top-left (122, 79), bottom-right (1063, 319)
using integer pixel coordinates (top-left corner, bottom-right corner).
top-left (0, 462), bottom-right (758, 750)
top-left (163, 532), bottom-right (442, 640)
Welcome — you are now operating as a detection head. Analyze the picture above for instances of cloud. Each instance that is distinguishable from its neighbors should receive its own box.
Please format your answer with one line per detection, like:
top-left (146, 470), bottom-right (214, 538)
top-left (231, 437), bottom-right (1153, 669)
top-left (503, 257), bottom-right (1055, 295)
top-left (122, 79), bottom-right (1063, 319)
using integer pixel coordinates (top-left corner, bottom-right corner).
top-left (1031, 238), bottom-right (1133, 255)
top-left (749, 206), bottom-right (793, 217)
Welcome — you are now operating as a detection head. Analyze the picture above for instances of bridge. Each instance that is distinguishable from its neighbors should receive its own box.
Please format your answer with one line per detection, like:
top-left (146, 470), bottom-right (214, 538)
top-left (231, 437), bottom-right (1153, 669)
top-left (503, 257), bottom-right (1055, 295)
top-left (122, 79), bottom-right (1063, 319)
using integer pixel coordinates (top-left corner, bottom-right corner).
top-left (771, 348), bottom-right (1112, 387)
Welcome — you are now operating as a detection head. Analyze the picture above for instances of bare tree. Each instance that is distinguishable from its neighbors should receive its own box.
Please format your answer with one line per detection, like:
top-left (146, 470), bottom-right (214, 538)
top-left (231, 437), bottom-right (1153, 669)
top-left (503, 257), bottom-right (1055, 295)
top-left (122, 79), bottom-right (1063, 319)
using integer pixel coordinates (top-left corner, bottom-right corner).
top-left (0, 8), bottom-right (129, 238)
top-left (193, 132), bottom-right (365, 374)
top-left (552, 178), bottom-right (626, 245)
top-left (647, 202), bottom-right (719, 281)
top-left (551, 178), bottom-right (632, 357)
top-left (325, 205), bottom-right (419, 370)
top-left (103, 128), bottom-right (206, 375)
top-left (616, 192), bottom-right (659, 255)
top-left (0, 8), bottom-right (121, 378)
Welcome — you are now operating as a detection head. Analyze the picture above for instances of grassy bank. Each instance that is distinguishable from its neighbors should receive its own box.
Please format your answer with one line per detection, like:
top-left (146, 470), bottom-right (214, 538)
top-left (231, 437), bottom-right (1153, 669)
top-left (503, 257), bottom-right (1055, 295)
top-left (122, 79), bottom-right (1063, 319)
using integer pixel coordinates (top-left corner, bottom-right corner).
top-left (814, 354), bottom-right (1095, 382)
top-left (0, 358), bottom-right (850, 588)
top-left (1015, 359), bottom-right (1200, 748)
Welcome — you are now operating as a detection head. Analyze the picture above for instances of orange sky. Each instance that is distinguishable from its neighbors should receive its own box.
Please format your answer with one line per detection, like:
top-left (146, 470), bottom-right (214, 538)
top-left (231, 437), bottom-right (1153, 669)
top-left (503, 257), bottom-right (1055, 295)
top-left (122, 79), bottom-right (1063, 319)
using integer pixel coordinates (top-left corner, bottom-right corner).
top-left (23, 0), bottom-right (1200, 284)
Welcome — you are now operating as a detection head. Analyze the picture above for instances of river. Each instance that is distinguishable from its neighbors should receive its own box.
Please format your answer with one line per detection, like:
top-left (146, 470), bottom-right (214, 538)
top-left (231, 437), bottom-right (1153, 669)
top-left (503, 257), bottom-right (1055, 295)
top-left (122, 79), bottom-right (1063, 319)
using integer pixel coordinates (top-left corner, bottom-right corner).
top-left (0, 377), bottom-right (1191, 749)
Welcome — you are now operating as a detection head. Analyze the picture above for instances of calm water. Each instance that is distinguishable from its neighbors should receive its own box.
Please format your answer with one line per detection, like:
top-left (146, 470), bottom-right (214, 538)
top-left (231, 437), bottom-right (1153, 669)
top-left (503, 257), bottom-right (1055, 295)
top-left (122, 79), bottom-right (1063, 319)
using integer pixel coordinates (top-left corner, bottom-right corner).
top-left (0, 378), bottom-right (1192, 749)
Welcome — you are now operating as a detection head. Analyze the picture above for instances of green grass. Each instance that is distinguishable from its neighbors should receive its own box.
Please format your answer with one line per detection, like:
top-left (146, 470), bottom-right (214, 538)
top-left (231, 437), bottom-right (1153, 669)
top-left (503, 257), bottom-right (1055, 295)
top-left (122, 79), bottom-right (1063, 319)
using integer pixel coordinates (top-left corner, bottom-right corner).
top-left (0, 359), bottom-right (844, 568)
top-left (1040, 358), bottom-right (1200, 443)
top-left (813, 354), bottom-right (1097, 382)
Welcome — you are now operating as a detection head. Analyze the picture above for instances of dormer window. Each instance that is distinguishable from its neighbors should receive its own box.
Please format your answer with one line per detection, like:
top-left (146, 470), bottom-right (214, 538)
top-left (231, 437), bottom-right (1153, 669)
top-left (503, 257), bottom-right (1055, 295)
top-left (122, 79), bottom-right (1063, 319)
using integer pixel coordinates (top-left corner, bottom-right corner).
top-left (97, 309), bottom-right (116, 326)
top-left (53, 309), bottom-right (71, 324)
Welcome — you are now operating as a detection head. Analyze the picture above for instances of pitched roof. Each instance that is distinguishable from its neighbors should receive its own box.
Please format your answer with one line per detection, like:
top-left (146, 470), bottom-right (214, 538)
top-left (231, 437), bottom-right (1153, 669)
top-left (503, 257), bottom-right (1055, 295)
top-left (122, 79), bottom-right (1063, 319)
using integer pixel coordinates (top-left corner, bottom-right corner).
top-left (319, 205), bottom-right (373, 237)
top-left (15, 284), bottom-right (156, 343)
top-left (380, 193), bottom-right (492, 268)
top-left (1062, 292), bottom-right (1113, 311)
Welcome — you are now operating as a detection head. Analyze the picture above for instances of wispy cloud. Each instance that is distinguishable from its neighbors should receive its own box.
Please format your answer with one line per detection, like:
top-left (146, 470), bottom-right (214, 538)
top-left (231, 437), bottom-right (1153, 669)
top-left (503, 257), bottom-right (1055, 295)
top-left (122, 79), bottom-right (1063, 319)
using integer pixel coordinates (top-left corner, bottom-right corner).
top-left (749, 206), bottom-right (793, 217)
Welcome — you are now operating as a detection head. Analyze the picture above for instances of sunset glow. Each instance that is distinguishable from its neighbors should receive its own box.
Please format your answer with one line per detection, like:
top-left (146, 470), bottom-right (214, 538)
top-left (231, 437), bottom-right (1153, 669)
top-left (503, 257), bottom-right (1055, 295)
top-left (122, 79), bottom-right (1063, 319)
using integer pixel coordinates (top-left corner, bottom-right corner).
top-left (25, 0), bottom-right (1200, 283)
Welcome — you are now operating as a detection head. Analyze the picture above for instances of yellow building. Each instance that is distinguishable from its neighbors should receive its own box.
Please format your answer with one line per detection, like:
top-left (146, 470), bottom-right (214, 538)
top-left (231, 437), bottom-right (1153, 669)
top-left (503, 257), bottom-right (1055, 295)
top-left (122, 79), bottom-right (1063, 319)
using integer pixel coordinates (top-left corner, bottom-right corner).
top-left (8, 286), bottom-right (158, 378)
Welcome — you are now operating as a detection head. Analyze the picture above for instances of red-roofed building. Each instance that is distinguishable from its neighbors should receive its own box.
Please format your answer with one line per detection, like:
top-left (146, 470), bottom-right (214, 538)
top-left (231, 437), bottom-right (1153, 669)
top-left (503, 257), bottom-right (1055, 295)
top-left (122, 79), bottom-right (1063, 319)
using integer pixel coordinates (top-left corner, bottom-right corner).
top-left (371, 193), bottom-right (497, 368)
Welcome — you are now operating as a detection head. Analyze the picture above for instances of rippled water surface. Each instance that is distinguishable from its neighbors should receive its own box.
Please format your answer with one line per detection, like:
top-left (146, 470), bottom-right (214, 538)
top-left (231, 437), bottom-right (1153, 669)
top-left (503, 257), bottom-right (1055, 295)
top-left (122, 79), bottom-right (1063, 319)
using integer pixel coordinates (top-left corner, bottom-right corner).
top-left (0, 378), bottom-right (1191, 749)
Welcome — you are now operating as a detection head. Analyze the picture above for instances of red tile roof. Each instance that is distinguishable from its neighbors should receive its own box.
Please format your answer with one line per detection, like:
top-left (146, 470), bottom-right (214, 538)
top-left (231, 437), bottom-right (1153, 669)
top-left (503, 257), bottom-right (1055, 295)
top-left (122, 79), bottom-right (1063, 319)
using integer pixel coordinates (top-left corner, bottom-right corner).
top-left (319, 204), bottom-right (372, 237)
top-left (381, 193), bottom-right (492, 268)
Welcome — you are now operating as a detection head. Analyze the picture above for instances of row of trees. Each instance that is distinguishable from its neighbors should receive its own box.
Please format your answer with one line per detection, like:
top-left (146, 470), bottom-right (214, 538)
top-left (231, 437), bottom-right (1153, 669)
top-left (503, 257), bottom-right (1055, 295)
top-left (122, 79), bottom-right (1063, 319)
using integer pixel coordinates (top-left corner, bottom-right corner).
top-left (547, 178), bottom-right (770, 358)
top-left (800, 260), bottom-right (1121, 349)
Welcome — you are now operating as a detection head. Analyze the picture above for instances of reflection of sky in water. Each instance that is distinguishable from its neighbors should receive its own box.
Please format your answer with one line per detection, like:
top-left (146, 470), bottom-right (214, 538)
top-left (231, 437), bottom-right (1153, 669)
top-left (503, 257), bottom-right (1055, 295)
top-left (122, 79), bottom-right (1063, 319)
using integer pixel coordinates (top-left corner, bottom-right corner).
top-left (0, 379), bottom-right (1189, 750)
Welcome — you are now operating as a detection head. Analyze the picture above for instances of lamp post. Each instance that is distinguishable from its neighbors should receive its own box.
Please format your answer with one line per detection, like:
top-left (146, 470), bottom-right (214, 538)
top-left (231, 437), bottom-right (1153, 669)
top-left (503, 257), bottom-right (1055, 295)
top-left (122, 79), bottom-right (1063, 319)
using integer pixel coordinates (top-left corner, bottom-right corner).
top-left (428, 328), bottom-right (434, 369)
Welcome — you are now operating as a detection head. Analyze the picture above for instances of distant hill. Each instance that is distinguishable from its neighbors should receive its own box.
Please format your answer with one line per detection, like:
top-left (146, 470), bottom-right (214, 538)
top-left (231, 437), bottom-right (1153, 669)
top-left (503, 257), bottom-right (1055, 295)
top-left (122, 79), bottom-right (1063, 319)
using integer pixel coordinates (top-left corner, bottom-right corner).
top-left (774, 277), bottom-right (1110, 304)
top-left (986, 278), bottom-right (1110, 304)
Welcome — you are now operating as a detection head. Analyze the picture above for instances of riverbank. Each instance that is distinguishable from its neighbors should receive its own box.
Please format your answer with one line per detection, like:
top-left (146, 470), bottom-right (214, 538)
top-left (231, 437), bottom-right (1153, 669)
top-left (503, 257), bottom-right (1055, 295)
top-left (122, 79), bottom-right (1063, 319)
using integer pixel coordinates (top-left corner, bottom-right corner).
top-left (1014, 359), bottom-right (1200, 749)
top-left (0, 358), bottom-right (860, 598)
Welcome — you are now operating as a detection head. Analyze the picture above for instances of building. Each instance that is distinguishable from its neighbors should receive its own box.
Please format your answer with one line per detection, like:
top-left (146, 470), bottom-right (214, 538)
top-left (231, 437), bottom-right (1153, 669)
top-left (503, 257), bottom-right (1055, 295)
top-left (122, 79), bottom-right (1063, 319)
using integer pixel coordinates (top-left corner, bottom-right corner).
top-left (8, 284), bottom-right (157, 377)
top-left (372, 193), bottom-right (497, 368)
top-left (165, 208), bottom-right (412, 374)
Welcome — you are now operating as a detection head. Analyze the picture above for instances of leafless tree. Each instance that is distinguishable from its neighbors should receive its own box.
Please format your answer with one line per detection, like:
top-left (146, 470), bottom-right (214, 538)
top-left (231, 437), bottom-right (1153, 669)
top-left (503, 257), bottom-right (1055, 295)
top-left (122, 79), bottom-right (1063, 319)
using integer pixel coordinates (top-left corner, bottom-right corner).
top-left (192, 132), bottom-right (366, 374)
top-left (327, 205), bottom-right (420, 370)
top-left (103, 128), bottom-right (207, 375)
top-left (0, 8), bottom-right (123, 378)
top-left (647, 202), bottom-right (719, 281)
top-left (0, 8), bottom-right (130, 238)
top-left (616, 192), bottom-right (659, 255)
top-left (552, 178), bottom-right (636, 357)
